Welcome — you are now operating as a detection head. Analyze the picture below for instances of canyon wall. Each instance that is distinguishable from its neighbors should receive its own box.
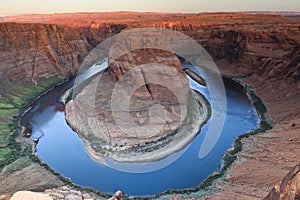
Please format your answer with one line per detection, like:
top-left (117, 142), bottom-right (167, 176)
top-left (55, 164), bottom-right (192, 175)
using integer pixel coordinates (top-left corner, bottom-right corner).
top-left (1, 14), bottom-right (299, 89)
top-left (0, 13), bottom-right (299, 198)
top-left (0, 23), bottom-right (89, 84)
top-left (1, 15), bottom-right (298, 129)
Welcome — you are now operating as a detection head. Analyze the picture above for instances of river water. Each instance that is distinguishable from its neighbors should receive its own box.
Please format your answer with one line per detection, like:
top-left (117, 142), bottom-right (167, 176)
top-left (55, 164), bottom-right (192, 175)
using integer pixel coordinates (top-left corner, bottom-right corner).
top-left (23, 62), bottom-right (259, 196)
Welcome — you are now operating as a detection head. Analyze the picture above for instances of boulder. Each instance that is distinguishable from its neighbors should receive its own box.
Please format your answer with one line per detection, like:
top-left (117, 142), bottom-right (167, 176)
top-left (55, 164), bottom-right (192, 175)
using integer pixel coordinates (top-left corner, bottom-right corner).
top-left (10, 191), bottom-right (52, 200)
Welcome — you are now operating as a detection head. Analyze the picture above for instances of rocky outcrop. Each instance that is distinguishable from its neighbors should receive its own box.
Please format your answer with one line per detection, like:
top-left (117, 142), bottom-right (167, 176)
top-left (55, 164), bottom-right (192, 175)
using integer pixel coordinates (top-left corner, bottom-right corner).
top-left (108, 190), bottom-right (122, 200)
top-left (5, 186), bottom-right (96, 200)
top-left (108, 39), bottom-right (187, 104)
top-left (10, 191), bottom-right (52, 200)
top-left (265, 163), bottom-right (300, 200)
top-left (67, 49), bottom-right (189, 140)
top-left (44, 186), bottom-right (94, 200)
top-left (64, 35), bottom-right (206, 162)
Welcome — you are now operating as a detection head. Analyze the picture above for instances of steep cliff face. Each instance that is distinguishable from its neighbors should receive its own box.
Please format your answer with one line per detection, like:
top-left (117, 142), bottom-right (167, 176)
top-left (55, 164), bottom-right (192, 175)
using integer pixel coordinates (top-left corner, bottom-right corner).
top-left (75, 16), bottom-right (300, 91)
top-left (202, 25), bottom-right (300, 125)
top-left (201, 26), bottom-right (300, 84)
top-left (77, 24), bottom-right (127, 47)
top-left (0, 23), bottom-right (89, 84)
top-left (2, 14), bottom-right (298, 88)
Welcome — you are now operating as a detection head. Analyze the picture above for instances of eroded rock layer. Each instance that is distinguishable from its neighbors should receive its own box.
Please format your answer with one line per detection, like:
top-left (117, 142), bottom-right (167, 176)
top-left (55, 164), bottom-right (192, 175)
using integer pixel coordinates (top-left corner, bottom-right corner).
top-left (0, 23), bottom-right (89, 84)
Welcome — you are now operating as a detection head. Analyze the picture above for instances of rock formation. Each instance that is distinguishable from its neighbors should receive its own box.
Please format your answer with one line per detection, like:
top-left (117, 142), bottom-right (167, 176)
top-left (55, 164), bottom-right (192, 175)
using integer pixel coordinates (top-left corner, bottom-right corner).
top-left (108, 190), bottom-right (122, 200)
top-left (64, 31), bottom-right (206, 162)
top-left (4, 186), bottom-right (96, 200)
top-left (65, 47), bottom-right (190, 144)
top-left (10, 191), bottom-right (52, 200)
top-left (265, 163), bottom-right (300, 200)
top-left (0, 23), bottom-right (89, 84)
top-left (0, 12), bottom-right (299, 198)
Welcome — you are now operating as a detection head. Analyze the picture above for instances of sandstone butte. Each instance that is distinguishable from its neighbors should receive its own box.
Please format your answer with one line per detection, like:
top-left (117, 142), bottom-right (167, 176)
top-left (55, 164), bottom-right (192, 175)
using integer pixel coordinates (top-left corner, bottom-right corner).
top-left (0, 12), bottom-right (299, 199)
top-left (64, 36), bottom-right (206, 162)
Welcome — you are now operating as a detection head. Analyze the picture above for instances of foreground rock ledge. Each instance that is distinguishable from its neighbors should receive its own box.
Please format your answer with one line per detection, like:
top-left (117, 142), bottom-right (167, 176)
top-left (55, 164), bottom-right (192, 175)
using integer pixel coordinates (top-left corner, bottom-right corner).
top-left (10, 191), bottom-right (52, 200)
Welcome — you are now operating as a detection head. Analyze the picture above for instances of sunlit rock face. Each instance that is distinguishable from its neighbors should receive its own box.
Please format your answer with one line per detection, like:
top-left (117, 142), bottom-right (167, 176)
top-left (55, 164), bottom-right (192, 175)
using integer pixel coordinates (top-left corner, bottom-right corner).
top-left (10, 191), bottom-right (52, 200)
top-left (265, 163), bottom-right (300, 200)
top-left (0, 23), bottom-right (89, 84)
top-left (107, 48), bottom-right (190, 144)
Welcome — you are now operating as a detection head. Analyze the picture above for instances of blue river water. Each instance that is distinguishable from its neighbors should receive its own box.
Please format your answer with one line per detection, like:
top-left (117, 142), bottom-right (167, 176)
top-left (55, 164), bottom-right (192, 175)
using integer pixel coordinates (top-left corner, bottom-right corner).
top-left (25, 63), bottom-right (259, 196)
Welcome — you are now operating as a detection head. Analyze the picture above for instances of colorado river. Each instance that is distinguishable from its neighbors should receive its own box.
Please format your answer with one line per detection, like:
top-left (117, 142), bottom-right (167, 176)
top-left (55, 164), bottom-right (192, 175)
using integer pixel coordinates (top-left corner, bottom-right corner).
top-left (22, 62), bottom-right (259, 196)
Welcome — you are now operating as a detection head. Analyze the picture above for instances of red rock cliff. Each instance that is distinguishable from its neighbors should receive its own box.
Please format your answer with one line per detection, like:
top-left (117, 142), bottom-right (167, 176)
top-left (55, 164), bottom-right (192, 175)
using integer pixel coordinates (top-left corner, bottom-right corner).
top-left (0, 23), bottom-right (89, 84)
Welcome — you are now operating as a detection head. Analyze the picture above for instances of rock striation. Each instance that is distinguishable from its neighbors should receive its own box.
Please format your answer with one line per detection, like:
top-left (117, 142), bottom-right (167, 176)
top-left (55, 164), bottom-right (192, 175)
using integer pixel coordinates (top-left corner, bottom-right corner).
top-left (0, 23), bottom-right (89, 84)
